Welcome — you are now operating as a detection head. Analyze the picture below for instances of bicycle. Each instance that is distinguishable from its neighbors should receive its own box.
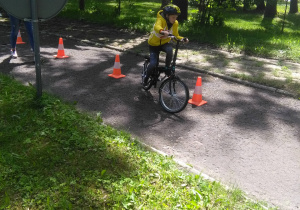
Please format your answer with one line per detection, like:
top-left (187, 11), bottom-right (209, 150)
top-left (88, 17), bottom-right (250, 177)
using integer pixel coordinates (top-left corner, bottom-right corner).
top-left (141, 35), bottom-right (189, 113)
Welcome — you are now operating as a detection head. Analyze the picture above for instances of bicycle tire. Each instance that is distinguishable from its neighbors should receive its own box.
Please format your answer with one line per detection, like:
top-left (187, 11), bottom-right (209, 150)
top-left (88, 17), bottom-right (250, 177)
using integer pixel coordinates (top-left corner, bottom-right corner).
top-left (141, 60), bottom-right (148, 83)
top-left (143, 76), bottom-right (154, 90)
top-left (159, 76), bottom-right (189, 113)
top-left (142, 60), bottom-right (154, 91)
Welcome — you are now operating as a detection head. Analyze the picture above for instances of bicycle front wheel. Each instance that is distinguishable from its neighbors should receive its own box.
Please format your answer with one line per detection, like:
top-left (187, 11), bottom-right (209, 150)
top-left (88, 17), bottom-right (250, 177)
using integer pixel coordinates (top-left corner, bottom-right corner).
top-left (159, 76), bottom-right (189, 113)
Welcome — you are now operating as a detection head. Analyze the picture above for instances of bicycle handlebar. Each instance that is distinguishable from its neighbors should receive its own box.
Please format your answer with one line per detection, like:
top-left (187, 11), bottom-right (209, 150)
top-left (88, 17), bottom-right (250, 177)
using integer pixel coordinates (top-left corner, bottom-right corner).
top-left (159, 31), bottom-right (187, 42)
top-left (168, 34), bottom-right (187, 42)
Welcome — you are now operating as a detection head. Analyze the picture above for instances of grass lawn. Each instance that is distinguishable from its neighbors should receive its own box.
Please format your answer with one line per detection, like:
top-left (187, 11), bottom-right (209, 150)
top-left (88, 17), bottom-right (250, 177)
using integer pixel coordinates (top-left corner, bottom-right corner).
top-left (59, 0), bottom-right (300, 62)
top-left (0, 73), bottom-right (275, 209)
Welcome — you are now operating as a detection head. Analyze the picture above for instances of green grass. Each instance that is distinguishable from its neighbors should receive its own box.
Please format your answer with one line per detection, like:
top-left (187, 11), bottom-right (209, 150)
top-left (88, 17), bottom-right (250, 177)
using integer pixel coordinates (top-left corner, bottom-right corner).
top-left (59, 0), bottom-right (300, 62)
top-left (0, 74), bottom-right (275, 209)
top-left (183, 3), bottom-right (300, 62)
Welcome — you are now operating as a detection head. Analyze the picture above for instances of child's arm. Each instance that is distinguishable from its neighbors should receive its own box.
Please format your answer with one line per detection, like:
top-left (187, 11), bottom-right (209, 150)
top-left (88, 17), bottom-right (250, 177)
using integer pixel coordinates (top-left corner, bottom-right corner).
top-left (154, 18), bottom-right (164, 34)
top-left (172, 22), bottom-right (189, 43)
top-left (172, 22), bottom-right (184, 40)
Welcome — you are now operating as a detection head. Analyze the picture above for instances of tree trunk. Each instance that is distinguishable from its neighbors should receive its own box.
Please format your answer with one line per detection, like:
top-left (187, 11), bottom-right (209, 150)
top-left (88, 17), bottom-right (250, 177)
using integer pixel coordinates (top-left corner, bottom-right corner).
top-left (79, 0), bottom-right (85, 11)
top-left (255, 0), bottom-right (266, 12)
top-left (264, 0), bottom-right (277, 18)
top-left (230, 0), bottom-right (237, 8)
top-left (198, 0), bottom-right (208, 24)
top-left (161, 0), bottom-right (171, 9)
top-left (289, 0), bottom-right (298, 13)
top-left (173, 0), bottom-right (188, 22)
top-left (243, 0), bottom-right (251, 11)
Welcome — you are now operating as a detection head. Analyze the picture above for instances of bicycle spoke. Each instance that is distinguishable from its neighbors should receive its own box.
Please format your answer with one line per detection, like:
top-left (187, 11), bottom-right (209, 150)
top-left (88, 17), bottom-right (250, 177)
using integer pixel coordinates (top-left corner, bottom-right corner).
top-left (167, 93), bottom-right (185, 108)
top-left (168, 97), bottom-right (181, 110)
top-left (171, 94), bottom-right (185, 104)
top-left (161, 84), bottom-right (171, 94)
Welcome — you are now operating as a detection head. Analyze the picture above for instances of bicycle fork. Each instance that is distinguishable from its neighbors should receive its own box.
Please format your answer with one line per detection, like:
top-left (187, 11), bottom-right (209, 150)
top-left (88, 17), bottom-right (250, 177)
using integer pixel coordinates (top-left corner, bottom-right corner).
top-left (168, 77), bottom-right (176, 96)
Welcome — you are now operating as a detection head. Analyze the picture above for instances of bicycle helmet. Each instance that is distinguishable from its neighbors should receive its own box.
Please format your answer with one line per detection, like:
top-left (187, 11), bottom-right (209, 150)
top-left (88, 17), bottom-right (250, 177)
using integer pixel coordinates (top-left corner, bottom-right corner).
top-left (163, 4), bottom-right (181, 16)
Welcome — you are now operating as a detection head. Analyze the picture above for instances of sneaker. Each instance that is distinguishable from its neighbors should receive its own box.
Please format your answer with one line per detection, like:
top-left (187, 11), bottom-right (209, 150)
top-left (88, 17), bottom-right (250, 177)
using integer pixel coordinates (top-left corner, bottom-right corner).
top-left (10, 50), bottom-right (17, 58)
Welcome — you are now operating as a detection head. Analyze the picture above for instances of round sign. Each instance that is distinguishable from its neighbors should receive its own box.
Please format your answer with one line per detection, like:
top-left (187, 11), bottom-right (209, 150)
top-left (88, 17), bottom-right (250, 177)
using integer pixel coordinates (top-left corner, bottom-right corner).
top-left (0, 0), bottom-right (67, 20)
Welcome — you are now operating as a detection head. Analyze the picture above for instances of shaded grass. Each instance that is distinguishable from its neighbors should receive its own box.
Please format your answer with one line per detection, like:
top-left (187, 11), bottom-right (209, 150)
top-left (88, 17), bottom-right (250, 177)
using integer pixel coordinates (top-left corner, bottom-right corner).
top-left (0, 74), bottom-right (274, 209)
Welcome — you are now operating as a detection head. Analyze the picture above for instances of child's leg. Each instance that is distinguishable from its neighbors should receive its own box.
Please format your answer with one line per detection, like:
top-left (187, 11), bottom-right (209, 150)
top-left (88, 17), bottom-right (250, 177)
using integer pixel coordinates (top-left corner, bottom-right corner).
top-left (147, 51), bottom-right (159, 76)
top-left (162, 43), bottom-right (173, 67)
top-left (144, 46), bottom-right (160, 83)
top-left (24, 21), bottom-right (34, 51)
top-left (9, 15), bottom-right (20, 50)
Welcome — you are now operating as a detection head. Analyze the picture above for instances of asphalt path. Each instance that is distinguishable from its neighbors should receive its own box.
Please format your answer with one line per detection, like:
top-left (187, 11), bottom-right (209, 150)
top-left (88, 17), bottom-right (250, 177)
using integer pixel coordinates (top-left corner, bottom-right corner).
top-left (1, 26), bottom-right (300, 210)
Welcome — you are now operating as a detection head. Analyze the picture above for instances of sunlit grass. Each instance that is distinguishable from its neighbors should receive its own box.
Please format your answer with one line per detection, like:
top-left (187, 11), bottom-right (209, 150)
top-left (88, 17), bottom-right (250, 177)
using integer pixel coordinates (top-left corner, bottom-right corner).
top-left (218, 4), bottom-right (300, 61)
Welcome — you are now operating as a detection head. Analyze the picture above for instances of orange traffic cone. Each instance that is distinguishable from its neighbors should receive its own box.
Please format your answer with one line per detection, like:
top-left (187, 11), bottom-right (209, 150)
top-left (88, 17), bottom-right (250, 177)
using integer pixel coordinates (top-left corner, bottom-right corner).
top-left (188, 76), bottom-right (207, 106)
top-left (16, 30), bottom-right (25, 44)
top-left (54, 37), bottom-right (69, 59)
top-left (108, 54), bottom-right (125, 79)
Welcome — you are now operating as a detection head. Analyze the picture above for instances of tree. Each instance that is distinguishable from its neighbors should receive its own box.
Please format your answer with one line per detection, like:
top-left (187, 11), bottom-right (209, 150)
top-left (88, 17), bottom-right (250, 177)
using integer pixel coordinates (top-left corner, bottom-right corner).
top-left (255, 0), bottom-right (266, 12)
top-left (264, 0), bottom-right (277, 18)
top-left (79, 0), bottom-right (85, 11)
top-left (173, 0), bottom-right (188, 22)
top-left (117, 0), bottom-right (121, 15)
top-left (289, 0), bottom-right (298, 13)
top-left (229, 0), bottom-right (237, 8)
top-left (198, 0), bottom-right (209, 24)
top-left (243, 0), bottom-right (251, 11)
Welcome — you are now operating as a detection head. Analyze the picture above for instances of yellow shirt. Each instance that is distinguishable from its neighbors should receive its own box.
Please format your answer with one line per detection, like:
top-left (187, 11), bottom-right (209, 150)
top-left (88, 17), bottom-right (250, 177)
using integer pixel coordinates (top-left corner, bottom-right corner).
top-left (148, 10), bottom-right (183, 46)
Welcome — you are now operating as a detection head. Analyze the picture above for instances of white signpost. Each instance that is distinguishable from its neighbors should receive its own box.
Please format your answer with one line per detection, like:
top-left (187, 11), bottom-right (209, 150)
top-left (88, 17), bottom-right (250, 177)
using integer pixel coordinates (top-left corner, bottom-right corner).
top-left (0, 0), bottom-right (68, 99)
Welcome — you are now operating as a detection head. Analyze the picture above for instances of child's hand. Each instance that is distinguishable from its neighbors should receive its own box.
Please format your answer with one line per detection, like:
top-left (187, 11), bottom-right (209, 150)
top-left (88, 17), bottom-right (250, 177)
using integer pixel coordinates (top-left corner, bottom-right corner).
top-left (182, 37), bottom-right (189, 43)
top-left (160, 30), bottom-right (169, 36)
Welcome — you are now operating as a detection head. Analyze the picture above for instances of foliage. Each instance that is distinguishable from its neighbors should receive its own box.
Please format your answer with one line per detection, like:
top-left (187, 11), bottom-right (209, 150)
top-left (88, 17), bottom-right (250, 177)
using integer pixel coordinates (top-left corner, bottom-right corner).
top-left (0, 73), bottom-right (274, 209)
top-left (188, 0), bottom-right (228, 26)
top-left (60, 0), bottom-right (158, 31)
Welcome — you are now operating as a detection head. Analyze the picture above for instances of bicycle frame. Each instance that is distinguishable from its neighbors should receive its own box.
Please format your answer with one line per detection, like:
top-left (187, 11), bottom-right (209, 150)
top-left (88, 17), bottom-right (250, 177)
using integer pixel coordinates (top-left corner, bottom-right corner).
top-left (171, 38), bottom-right (180, 71)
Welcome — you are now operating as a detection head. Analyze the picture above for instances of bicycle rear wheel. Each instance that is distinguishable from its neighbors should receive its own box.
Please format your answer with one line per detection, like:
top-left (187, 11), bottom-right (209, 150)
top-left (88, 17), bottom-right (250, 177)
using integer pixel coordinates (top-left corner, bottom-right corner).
top-left (159, 76), bottom-right (189, 113)
top-left (142, 60), bottom-right (154, 90)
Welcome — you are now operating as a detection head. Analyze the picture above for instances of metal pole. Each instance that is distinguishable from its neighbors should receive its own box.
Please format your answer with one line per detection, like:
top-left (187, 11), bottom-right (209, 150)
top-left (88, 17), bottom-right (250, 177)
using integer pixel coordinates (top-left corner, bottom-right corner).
top-left (30, 0), bottom-right (42, 99)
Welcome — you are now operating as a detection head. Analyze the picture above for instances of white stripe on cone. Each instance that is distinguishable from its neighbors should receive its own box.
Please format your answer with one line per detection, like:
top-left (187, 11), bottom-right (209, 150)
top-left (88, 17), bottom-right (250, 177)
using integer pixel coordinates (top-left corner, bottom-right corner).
top-left (194, 85), bottom-right (202, 95)
top-left (114, 62), bottom-right (120, 69)
top-left (58, 44), bottom-right (64, 50)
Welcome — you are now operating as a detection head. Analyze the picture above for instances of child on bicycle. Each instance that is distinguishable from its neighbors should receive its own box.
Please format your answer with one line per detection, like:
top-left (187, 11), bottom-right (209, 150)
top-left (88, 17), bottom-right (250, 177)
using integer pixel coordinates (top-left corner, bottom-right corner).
top-left (143, 4), bottom-right (189, 86)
